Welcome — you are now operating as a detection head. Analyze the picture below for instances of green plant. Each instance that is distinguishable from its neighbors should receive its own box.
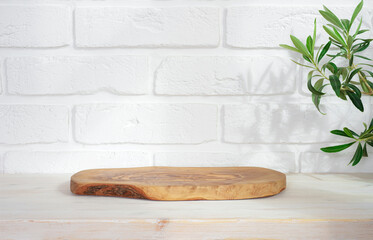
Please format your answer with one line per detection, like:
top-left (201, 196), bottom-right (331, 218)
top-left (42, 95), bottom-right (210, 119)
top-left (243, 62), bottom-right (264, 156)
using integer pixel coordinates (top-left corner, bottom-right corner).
top-left (280, 0), bottom-right (373, 165)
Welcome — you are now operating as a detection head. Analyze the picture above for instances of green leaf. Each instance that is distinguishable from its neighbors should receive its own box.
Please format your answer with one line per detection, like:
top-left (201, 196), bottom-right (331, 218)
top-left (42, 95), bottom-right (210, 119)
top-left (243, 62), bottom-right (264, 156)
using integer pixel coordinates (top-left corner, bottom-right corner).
top-left (362, 133), bottom-right (373, 138)
top-left (357, 29), bottom-right (369, 35)
top-left (347, 35), bottom-right (354, 48)
top-left (307, 73), bottom-right (326, 95)
top-left (303, 55), bottom-right (312, 63)
top-left (358, 63), bottom-right (373, 68)
top-left (290, 35), bottom-right (310, 57)
top-left (323, 26), bottom-right (346, 46)
top-left (351, 0), bottom-right (364, 26)
top-left (353, 42), bottom-right (370, 53)
top-left (361, 79), bottom-right (370, 93)
top-left (346, 91), bottom-right (364, 112)
top-left (341, 19), bottom-right (350, 31)
top-left (343, 127), bottom-right (355, 138)
top-left (320, 8), bottom-right (344, 29)
top-left (325, 62), bottom-right (338, 74)
top-left (330, 129), bottom-right (354, 138)
top-left (359, 119), bottom-right (373, 138)
top-left (360, 123), bottom-right (373, 138)
top-left (279, 44), bottom-right (303, 54)
top-left (306, 36), bottom-right (313, 56)
top-left (350, 129), bottom-right (359, 137)
top-left (312, 79), bottom-right (327, 114)
top-left (326, 52), bottom-right (345, 62)
top-left (363, 143), bottom-right (368, 157)
top-left (321, 142), bottom-right (355, 153)
top-left (340, 67), bottom-right (348, 80)
top-left (329, 74), bottom-right (341, 97)
top-left (354, 55), bottom-right (372, 61)
top-left (347, 84), bottom-right (362, 98)
top-left (291, 60), bottom-right (314, 69)
top-left (347, 68), bottom-right (362, 83)
top-left (339, 90), bottom-right (347, 100)
top-left (364, 70), bottom-right (373, 78)
top-left (353, 18), bottom-right (363, 38)
top-left (359, 38), bottom-right (373, 42)
top-left (350, 143), bottom-right (363, 166)
top-left (333, 26), bottom-right (347, 45)
top-left (318, 41), bottom-right (331, 63)
top-left (313, 19), bottom-right (317, 50)
top-left (367, 80), bottom-right (373, 89)
top-left (329, 40), bottom-right (344, 49)
top-left (349, 55), bottom-right (354, 67)
top-left (367, 141), bottom-right (373, 147)
top-left (290, 59), bottom-right (313, 69)
top-left (363, 122), bottom-right (368, 131)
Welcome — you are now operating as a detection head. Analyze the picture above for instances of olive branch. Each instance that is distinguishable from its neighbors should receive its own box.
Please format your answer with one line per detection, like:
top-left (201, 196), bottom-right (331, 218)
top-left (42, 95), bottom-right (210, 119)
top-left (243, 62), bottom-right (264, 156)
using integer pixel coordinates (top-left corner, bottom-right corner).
top-left (280, 0), bottom-right (373, 165)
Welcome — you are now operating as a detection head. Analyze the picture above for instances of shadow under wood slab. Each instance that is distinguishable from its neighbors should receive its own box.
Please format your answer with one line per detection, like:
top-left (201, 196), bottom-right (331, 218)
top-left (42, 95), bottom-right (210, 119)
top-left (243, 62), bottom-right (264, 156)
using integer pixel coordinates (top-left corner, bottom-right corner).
top-left (70, 166), bottom-right (286, 200)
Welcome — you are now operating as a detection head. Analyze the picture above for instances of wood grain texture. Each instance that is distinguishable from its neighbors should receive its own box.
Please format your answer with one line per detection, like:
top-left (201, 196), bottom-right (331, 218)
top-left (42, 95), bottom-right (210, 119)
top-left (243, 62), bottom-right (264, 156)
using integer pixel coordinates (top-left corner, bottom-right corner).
top-left (2, 174), bottom-right (373, 239)
top-left (70, 166), bottom-right (286, 200)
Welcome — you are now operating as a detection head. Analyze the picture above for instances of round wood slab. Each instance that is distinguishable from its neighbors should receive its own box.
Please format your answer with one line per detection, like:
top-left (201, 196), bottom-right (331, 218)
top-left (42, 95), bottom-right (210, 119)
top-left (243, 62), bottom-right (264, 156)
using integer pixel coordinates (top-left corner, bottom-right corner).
top-left (70, 167), bottom-right (286, 201)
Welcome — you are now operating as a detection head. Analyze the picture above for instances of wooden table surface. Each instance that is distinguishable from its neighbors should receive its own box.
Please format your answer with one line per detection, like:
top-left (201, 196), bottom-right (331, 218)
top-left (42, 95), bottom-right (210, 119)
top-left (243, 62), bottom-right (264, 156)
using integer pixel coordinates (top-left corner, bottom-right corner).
top-left (1, 173), bottom-right (373, 239)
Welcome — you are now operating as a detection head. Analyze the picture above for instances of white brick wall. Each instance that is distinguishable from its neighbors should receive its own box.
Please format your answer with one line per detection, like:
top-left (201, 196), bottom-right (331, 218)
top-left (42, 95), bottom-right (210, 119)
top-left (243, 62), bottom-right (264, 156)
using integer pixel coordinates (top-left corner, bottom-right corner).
top-left (7, 56), bottom-right (148, 95)
top-left (0, 0), bottom-right (372, 174)
top-left (223, 103), bottom-right (371, 143)
top-left (226, 6), bottom-right (372, 48)
top-left (154, 152), bottom-right (296, 173)
top-left (155, 56), bottom-right (295, 95)
top-left (300, 152), bottom-right (373, 173)
top-left (75, 7), bottom-right (220, 47)
top-left (3, 151), bottom-right (151, 173)
top-left (0, 6), bottom-right (70, 47)
top-left (74, 104), bottom-right (217, 144)
top-left (0, 105), bottom-right (69, 144)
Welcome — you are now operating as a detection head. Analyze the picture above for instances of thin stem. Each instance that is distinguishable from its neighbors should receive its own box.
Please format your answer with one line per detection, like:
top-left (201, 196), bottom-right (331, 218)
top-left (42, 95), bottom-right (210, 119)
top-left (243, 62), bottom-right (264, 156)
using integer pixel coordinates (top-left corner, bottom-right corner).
top-left (358, 71), bottom-right (373, 94)
top-left (311, 59), bottom-right (330, 81)
top-left (358, 136), bottom-right (373, 142)
top-left (349, 63), bottom-right (373, 95)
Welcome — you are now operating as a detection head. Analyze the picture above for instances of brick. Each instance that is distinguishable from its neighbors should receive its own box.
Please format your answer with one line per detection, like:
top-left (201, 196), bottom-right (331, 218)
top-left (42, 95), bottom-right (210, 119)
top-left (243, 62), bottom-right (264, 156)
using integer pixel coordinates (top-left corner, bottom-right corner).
top-left (75, 7), bottom-right (219, 47)
top-left (0, 105), bottom-right (68, 144)
top-left (300, 152), bottom-right (373, 173)
top-left (226, 6), bottom-right (372, 48)
top-left (0, 61), bottom-right (2, 94)
top-left (75, 104), bottom-right (217, 144)
top-left (7, 56), bottom-right (148, 95)
top-left (0, 153), bottom-right (3, 174)
top-left (155, 56), bottom-right (295, 95)
top-left (223, 103), bottom-right (370, 143)
top-left (154, 152), bottom-right (296, 172)
top-left (0, 5), bottom-right (70, 47)
top-left (226, 6), bottom-right (292, 48)
top-left (3, 151), bottom-right (151, 173)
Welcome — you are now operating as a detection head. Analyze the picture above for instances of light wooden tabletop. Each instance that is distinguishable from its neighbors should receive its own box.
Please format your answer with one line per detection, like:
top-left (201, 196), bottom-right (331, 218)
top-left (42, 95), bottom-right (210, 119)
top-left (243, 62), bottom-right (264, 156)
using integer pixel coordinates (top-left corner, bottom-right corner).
top-left (1, 173), bottom-right (373, 239)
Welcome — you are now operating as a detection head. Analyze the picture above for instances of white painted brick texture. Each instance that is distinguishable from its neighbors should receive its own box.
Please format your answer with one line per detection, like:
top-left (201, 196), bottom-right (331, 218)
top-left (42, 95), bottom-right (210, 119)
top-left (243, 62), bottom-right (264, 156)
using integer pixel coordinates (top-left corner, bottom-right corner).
top-left (0, 5), bottom-right (70, 47)
top-left (4, 151), bottom-right (151, 173)
top-left (0, 62), bottom-right (2, 94)
top-left (1, 1), bottom-right (372, 174)
top-left (75, 7), bottom-right (220, 47)
top-left (301, 152), bottom-right (373, 173)
top-left (6, 56), bottom-right (148, 95)
top-left (226, 6), bottom-right (372, 48)
top-left (155, 56), bottom-right (295, 95)
top-left (223, 103), bottom-right (371, 143)
top-left (0, 105), bottom-right (69, 144)
top-left (154, 152), bottom-right (296, 173)
top-left (74, 104), bottom-right (217, 144)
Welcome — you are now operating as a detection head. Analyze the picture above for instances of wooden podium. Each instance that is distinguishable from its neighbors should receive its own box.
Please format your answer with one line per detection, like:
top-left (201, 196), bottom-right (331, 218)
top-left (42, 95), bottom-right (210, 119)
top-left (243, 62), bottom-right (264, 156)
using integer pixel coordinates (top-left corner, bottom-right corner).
top-left (70, 166), bottom-right (286, 200)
